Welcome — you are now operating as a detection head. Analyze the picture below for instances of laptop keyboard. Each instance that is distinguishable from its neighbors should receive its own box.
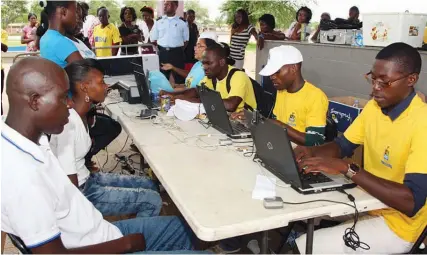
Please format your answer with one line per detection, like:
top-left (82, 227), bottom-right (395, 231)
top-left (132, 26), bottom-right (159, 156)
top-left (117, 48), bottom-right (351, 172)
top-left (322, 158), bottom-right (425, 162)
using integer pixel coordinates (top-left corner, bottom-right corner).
top-left (230, 121), bottom-right (250, 134)
top-left (301, 173), bottom-right (333, 185)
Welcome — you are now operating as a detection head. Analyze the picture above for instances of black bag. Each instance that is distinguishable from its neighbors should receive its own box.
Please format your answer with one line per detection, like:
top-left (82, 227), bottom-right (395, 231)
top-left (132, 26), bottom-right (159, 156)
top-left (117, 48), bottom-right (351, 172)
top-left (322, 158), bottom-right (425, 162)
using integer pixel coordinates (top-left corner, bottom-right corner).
top-left (324, 115), bottom-right (338, 142)
top-left (320, 19), bottom-right (362, 31)
top-left (211, 68), bottom-right (274, 117)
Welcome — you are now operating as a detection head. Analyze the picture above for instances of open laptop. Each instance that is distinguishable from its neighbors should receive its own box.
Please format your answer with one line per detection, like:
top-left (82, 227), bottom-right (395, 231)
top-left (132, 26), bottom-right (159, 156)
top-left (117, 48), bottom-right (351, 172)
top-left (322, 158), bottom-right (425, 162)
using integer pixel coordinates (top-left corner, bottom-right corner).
top-left (246, 110), bottom-right (356, 194)
top-left (133, 70), bottom-right (160, 118)
top-left (197, 85), bottom-right (251, 139)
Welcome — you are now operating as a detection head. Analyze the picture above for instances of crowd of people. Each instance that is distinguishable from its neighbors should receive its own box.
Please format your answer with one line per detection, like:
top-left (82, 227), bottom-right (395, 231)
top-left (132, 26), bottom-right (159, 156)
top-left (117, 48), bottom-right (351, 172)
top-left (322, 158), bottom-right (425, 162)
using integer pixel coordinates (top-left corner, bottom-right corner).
top-left (1, 0), bottom-right (426, 254)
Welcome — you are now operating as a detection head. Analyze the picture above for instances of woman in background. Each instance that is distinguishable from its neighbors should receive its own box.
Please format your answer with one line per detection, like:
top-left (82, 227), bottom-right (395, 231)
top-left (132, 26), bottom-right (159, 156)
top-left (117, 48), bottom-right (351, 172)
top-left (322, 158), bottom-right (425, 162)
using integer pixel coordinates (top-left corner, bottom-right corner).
top-left (286, 6), bottom-right (313, 41)
top-left (21, 13), bottom-right (38, 52)
top-left (257, 14), bottom-right (286, 50)
top-left (229, 9), bottom-right (258, 70)
top-left (118, 6), bottom-right (143, 55)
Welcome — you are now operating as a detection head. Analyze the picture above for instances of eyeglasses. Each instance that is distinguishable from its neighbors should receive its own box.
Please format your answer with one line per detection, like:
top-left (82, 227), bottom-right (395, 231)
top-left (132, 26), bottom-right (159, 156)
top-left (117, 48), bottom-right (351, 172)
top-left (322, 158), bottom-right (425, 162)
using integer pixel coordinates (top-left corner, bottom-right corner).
top-left (364, 71), bottom-right (412, 89)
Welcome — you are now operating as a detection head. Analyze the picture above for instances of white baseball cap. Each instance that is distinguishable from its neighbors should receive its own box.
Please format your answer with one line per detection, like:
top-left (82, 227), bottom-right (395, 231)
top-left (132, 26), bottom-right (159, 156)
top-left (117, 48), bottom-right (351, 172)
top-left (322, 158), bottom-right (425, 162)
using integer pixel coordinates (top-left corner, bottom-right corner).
top-left (259, 45), bottom-right (303, 76)
top-left (199, 31), bottom-right (218, 42)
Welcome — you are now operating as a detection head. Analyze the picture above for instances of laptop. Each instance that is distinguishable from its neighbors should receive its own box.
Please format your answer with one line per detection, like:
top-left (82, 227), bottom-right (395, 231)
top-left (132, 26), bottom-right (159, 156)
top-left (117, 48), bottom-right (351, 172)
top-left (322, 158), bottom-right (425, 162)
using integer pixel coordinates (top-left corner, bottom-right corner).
top-left (197, 85), bottom-right (251, 139)
top-left (246, 110), bottom-right (356, 194)
top-left (133, 70), bottom-right (161, 118)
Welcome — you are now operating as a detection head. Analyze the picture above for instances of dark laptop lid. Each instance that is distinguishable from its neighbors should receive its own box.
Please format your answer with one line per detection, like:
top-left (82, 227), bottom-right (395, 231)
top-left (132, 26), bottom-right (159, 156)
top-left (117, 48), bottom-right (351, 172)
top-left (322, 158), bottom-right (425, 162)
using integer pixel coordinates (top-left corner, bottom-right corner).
top-left (134, 70), bottom-right (153, 108)
top-left (197, 86), bottom-right (234, 134)
top-left (99, 56), bottom-right (143, 76)
top-left (251, 119), bottom-right (303, 188)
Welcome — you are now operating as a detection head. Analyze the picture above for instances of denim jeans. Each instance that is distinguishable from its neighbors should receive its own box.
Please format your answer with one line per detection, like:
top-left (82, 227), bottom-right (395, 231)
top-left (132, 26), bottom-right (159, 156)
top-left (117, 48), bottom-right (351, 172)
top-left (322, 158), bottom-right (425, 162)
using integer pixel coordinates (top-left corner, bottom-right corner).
top-left (82, 173), bottom-right (162, 217)
top-left (113, 216), bottom-right (203, 254)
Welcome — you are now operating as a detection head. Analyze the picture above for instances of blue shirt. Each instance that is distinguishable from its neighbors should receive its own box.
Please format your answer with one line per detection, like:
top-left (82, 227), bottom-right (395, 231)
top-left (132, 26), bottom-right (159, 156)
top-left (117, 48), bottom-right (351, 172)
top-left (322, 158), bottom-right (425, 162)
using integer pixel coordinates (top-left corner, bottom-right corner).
top-left (150, 16), bottom-right (189, 48)
top-left (40, 30), bottom-right (78, 68)
top-left (185, 61), bottom-right (204, 88)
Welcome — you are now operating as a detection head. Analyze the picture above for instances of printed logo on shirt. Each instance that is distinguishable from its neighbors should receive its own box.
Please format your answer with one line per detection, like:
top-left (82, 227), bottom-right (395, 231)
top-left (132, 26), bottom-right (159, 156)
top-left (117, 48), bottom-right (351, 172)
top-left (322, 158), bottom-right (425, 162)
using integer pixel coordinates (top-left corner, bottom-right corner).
top-left (186, 77), bottom-right (193, 88)
top-left (288, 112), bottom-right (296, 127)
top-left (95, 36), bottom-right (107, 43)
top-left (381, 146), bottom-right (393, 169)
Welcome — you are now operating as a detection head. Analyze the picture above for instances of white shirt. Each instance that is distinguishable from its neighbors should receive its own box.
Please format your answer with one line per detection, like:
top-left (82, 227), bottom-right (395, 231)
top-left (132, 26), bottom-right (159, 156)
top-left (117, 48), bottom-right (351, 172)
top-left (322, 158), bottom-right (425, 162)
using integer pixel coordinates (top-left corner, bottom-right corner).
top-left (136, 19), bottom-right (153, 44)
top-left (68, 38), bottom-right (96, 59)
top-left (83, 15), bottom-right (97, 37)
top-left (1, 122), bottom-right (123, 249)
top-left (286, 21), bottom-right (312, 38)
top-left (50, 109), bottom-right (92, 186)
top-left (150, 16), bottom-right (189, 47)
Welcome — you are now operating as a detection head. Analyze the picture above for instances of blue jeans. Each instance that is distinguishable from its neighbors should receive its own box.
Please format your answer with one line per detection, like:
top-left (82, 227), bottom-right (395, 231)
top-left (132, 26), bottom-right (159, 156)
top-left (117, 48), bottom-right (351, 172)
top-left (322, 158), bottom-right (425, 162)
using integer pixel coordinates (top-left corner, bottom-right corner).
top-left (113, 216), bottom-right (203, 254)
top-left (82, 173), bottom-right (162, 217)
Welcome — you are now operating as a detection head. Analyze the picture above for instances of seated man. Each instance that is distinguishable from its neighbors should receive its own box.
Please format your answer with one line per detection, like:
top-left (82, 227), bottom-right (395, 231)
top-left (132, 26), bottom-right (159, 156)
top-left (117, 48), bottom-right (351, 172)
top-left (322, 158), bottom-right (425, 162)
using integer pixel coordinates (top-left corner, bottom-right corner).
top-left (160, 43), bottom-right (257, 113)
top-left (1, 57), bottom-right (195, 253)
top-left (295, 42), bottom-right (427, 253)
top-left (258, 45), bottom-right (328, 146)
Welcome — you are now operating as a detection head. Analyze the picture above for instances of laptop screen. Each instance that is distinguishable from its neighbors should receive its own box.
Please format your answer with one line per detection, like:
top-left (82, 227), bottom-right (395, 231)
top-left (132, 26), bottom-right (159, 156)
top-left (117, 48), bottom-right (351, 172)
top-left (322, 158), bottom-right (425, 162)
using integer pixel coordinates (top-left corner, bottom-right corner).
top-left (251, 119), bottom-right (303, 187)
top-left (134, 70), bottom-right (153, 108)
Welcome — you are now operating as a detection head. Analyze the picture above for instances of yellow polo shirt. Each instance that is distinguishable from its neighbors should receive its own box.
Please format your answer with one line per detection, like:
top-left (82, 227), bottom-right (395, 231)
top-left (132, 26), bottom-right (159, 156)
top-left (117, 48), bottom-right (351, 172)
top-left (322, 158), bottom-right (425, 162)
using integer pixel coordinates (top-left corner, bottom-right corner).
top-left (1, 30), bottom-right (8, 70)
top-left (93, 23), bottom-right (122, 57)
top-left (344, 95), bottom-right (427, 242)
top-left (273, 81), bottom-right (328, 133)
top-left (198, 66), bottom-right (257, 112)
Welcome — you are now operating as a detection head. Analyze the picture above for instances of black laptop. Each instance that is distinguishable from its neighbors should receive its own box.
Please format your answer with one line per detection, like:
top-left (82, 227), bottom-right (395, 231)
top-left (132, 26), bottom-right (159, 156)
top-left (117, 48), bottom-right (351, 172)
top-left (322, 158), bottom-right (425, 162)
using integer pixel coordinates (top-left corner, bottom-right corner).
top-left (246, 110), bottom-right (356, 194)
top-left (197, 85), bottom-right (251, 139)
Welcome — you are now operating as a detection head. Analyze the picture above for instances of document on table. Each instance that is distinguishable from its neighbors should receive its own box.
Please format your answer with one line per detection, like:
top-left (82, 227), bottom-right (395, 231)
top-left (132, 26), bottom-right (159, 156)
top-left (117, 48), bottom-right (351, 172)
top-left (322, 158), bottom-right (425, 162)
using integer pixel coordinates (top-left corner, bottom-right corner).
top-left (252, 175), bottom-right (276, 200)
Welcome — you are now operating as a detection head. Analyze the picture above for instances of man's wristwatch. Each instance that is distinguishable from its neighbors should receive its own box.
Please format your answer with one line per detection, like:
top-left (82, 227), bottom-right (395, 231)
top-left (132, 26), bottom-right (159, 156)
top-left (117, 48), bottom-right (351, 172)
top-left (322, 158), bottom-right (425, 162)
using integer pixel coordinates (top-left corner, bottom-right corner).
top-left (344, 163), bottom-right (360, 180)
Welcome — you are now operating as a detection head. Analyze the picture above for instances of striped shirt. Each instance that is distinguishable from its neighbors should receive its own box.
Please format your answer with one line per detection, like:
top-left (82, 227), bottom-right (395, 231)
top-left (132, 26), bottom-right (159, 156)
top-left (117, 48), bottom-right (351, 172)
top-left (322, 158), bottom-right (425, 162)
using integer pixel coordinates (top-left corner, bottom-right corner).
top-left (230, 24), bottom-right (255, 61)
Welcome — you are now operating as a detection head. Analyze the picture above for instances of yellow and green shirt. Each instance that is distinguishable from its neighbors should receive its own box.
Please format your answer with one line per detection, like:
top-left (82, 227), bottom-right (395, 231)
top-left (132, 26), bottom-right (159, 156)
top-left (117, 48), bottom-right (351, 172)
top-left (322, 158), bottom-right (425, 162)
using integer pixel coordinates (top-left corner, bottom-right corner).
top-left (198, 66), bottom-right (257, 112)
top-left (273, 81), bottom-right (329, 146)
top-left (1, 29), bottom-right (8, 70)
top-left (338, 92), bottom-right (427, 242)
top-left (93, 23), bottom-right (122, 57)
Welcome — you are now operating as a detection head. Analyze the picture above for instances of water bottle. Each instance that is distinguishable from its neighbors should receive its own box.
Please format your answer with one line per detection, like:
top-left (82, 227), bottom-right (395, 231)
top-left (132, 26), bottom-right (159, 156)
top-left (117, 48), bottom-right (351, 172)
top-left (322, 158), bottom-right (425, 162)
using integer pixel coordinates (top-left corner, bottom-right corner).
top-left (353, 99), bottom-right (360, 108)
top-left (247, 239), bottom-right (261, 254)
top-left (355, 31), bottom-right (364, 47)
top-left (300, 23), bottom-right (306, 42)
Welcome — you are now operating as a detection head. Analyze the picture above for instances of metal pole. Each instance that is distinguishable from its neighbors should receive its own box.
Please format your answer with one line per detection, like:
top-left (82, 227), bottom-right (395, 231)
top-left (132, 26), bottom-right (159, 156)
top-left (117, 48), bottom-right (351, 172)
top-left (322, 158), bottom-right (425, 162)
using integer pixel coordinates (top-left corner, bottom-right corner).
top-left (261, 231), bottom-right (269, 254)
top-left (306, 218), bottom-right (315, 254)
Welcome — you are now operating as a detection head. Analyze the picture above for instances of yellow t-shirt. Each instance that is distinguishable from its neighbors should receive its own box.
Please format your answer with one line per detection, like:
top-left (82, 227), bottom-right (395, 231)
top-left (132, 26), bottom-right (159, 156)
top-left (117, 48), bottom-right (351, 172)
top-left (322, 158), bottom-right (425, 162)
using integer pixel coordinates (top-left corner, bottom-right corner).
top-left (273, 81), bottom-right (328, 133)
top-left (424, 27), bottom-right (427, 44)
top-left (344, 95), bottom-right (427, 242)
top-left (198, 66), bottom-right (257, 112)
top-left (93, 24), bottom-right (122, 57)
top-left (1, 30), bottom-right (8, 70)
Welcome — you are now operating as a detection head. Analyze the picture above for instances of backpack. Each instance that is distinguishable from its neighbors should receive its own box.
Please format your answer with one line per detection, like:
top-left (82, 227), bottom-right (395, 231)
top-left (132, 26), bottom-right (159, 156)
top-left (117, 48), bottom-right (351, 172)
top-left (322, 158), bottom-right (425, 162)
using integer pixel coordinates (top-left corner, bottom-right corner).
top-left (211, 68), bottom-right (274, 117)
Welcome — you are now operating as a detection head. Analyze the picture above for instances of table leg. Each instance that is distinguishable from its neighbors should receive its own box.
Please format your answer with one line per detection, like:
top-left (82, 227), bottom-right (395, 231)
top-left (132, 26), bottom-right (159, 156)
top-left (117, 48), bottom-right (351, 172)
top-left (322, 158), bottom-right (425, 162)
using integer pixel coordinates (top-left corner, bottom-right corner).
top-left (261, 230), bottom-right (268, 254)
top-left (306, 218), bottom-right (315, 254)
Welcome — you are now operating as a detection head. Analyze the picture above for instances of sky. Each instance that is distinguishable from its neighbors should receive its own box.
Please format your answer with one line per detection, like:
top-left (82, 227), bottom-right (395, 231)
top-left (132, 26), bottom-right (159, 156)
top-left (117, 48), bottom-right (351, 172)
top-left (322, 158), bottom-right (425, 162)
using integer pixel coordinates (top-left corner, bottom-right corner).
top-left (198, 0), bottom-right (427, 21)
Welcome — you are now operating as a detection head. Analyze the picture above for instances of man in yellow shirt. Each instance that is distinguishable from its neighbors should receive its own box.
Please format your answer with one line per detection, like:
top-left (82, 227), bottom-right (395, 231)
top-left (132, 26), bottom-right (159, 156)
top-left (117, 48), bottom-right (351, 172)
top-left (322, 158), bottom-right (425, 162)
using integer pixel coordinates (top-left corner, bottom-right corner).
top-left (1, 29), bottom-right (8, 115)
top-left (160, 43), bottom-right (257, 113)
top-left (93, 7), bottom-right (122, 57)
top-left (295, 42), bottom-right (427, 253)
top-left (258, 45), bottom-right (328, 146)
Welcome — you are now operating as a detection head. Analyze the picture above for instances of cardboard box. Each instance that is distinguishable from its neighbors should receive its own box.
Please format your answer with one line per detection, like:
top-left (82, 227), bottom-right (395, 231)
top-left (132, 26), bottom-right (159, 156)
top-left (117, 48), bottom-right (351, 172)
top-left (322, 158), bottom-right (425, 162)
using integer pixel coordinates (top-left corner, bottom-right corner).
top-left (328, 96), bottom-right (369, 133)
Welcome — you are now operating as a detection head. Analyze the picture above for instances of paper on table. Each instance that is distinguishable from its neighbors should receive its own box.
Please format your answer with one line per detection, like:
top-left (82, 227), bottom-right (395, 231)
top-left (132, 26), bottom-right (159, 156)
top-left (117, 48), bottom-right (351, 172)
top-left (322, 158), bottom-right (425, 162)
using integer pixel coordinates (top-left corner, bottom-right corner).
top-left (252, 175), bottom-right (276, 200)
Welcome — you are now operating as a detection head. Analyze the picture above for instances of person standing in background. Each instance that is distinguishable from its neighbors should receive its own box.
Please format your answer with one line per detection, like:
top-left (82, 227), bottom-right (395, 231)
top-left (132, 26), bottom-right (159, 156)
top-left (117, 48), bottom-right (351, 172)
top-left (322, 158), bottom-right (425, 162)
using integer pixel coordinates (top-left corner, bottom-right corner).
top-left (286, 6), bottom-right (313, 41)
top-left (1, 29), bottom-right (7, 115)
top-left (150, 1), bottom-right (189, 84)
top-left (93, 7), bottom-right (122, 57)
top-left (311, 12), bottom-right (331, 43)
top-left (229, 9), bottom-right (258, 70)
top-left (348, 6), bottom-right (360, 24)
top-left (21, 13), bottom-right (38, 52)
top-left (138, 6), bottom-right (155, 43)
top-left (118, 7), bottom-right (144, 55)
top-left (184, 9), bottom-right (199, 68)
top-left (257, 14), bottom-right (286, 50)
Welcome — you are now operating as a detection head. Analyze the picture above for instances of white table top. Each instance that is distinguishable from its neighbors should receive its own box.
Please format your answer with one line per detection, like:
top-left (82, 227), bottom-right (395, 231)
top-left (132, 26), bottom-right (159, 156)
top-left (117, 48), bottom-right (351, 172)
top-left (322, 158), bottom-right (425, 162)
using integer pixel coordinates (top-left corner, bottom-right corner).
top-left (104, 98), bottom-right (387, 242)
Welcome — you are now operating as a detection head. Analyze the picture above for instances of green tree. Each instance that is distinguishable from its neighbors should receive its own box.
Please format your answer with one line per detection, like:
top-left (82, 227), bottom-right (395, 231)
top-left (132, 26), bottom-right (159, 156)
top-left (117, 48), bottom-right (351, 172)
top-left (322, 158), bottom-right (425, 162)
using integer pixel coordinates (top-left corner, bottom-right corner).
top-left (220, 0), bottom-right (313, 29)
top-left (87, 0), bottom-right (121, 25)
top-left (214, 15), bottom-right (226, 29)
top-left (28, 0), bottom-right (44, 22)
top-left (184, 0), bottom-right (209, 25)
top-left (1, 0), bottom-right (28, 29)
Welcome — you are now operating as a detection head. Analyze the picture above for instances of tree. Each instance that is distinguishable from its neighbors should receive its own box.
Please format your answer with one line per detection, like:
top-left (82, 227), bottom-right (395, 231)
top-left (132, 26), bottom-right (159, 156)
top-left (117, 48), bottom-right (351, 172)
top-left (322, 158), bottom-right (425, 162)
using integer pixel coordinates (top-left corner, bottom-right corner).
top-left (220, 0), bottom-right (314, 30)
top-left (214, 15), bottom-right (226, 29)
top-left (184, 0), bottom-right (209, 25)
top-left (1, 0), bottom-right (28, 29)
top-left (28, 0), bottom-right (44, 22)
top-left (87, 0), bottom-right (121, 25)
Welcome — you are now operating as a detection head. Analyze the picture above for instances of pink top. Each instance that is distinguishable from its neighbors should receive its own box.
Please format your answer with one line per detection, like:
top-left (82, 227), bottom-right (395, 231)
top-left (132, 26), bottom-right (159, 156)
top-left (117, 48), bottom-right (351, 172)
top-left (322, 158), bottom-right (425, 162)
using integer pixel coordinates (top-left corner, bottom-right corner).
top-left (22, 25), bottom-right (37, 52)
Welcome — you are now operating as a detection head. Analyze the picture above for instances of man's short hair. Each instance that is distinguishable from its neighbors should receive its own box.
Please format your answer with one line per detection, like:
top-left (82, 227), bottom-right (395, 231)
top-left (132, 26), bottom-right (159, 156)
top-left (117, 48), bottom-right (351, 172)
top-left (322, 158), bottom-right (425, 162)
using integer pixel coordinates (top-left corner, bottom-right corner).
top-left (376, 42), bottom-right (422, 74)
top-left (187, 9), bottom-right (195, 15)
top-left (350, 6), bottom-right (359, 14)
